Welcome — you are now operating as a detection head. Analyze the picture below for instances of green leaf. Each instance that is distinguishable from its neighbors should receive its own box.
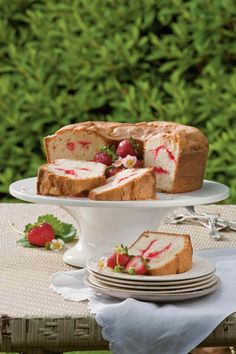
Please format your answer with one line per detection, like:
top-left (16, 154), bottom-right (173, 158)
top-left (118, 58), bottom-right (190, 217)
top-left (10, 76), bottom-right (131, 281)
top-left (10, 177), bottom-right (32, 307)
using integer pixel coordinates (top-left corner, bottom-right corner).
top-left (17, 238), bottom-right (34, 248)
top-left (37, 214), bottom-right (64, 235)
top-left (58, 223), bottom-right (77, 243)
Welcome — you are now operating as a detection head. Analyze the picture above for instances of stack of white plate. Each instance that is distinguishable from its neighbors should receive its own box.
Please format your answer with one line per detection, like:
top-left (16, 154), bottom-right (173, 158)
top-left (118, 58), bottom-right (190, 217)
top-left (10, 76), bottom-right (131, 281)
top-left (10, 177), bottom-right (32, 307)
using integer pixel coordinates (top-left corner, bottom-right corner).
top-left (85, 255), bottom-right (220, 302)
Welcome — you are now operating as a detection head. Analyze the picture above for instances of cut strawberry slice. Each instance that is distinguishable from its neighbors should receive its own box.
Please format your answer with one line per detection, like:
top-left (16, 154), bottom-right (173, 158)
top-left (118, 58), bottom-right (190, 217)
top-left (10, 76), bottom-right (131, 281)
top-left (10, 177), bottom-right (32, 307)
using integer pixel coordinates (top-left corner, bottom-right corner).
top-left (125, 255), bottom-right (148, 275)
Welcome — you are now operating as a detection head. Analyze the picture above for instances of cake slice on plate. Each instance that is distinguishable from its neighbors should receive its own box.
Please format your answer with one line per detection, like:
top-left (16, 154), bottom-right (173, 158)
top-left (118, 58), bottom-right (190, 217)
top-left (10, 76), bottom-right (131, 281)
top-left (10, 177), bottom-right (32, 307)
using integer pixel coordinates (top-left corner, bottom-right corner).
top-left (37, 159), bottom-right (106, 197)
top-left (88, 167), bottom-right (156, 201)
top-left (128, 231), bottom-right (193, 275)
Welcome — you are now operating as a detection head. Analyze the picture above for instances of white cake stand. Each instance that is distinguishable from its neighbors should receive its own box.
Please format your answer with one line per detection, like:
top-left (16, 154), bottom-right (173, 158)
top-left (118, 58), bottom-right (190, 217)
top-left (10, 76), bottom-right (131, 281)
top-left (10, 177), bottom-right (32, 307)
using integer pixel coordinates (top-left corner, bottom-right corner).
top-left (9, 178), bottom-right (229, 267)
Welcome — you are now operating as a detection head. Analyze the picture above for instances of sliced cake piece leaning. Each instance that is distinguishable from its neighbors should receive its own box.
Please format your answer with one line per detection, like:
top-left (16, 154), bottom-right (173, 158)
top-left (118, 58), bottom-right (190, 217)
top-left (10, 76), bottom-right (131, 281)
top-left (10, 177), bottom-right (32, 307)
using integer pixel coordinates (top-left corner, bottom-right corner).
top-left (37, 159), bottom-right (106, 197)
top-left (88, 167), bottom-right (156, 201)
top-left (128, 231), bottom-right (193, 275)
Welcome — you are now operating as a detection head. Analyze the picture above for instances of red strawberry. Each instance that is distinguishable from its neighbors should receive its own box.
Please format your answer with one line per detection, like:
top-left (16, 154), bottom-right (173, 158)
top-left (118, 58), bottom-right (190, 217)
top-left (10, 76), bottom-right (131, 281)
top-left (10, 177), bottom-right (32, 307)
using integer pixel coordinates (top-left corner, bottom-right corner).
top-left (107, 253), bottom-right (130, 269)
top-left (125, 256), bottom-right (148, 275)
top-left (27, 222), bottom-right (55, 247)
top-left (94, 152), bottom-right (112, 166)
top-left (134, 159), bottom-right (143, 168)
top-left (107, 167), bottom-right (123, 177)
top-left (107, 253), bottom-right (117, 268)
top-left (116, 139), bottom-right (136, 158)
top-left (107, 245), bottom-right (130, 270)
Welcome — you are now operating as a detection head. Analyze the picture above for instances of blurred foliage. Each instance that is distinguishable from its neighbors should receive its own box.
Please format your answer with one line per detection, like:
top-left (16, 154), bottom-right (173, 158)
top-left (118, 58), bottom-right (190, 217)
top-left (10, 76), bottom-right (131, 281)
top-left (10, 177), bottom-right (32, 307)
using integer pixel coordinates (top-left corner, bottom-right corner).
top-left (0, 0), bottom-right (236, 202)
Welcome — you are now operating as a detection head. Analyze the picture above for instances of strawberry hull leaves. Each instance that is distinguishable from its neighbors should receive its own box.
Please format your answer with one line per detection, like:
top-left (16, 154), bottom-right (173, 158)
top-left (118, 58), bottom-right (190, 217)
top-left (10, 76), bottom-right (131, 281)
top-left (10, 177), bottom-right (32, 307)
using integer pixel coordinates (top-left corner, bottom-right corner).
top-left (100, 145), bottom-right (117, 162)
top-left (24, 214), bottom-right (64, 235)
top-left (17, 238), bottom-right (34, 248)
top-left (59, 223), bottom-right (77, 242)
top-left (18, 214), bottom-right (77, 249)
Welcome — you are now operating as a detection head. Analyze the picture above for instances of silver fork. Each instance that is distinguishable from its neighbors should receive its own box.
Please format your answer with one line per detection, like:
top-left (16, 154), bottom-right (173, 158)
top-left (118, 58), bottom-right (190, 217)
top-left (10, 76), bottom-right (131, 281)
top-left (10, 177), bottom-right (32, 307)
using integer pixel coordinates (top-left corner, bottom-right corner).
top-left (185, 206), bottom-right (222, 240)
top-left (164, 213), bottom-right (208, 224)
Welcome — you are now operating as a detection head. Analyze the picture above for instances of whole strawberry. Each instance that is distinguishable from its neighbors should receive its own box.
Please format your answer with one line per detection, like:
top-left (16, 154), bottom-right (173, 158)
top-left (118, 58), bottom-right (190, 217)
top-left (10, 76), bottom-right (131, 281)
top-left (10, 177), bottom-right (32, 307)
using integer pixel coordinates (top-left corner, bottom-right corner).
top-left (27, 222), bottom-right (55, 247)
top-left (107, 167), bottom-right (123, 177)
top-left (116, 139), bottom-right (136, 158)
top-left (107, 245), bottom-right (130, 271)
top-left (94, 152), bottom-right (112, 166)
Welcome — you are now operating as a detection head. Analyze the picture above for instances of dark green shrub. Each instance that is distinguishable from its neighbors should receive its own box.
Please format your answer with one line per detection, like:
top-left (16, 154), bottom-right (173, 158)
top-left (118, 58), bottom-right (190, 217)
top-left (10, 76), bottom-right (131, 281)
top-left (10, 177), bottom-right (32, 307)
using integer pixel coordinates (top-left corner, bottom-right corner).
top-left (0, 0), bottom-right (236, 202)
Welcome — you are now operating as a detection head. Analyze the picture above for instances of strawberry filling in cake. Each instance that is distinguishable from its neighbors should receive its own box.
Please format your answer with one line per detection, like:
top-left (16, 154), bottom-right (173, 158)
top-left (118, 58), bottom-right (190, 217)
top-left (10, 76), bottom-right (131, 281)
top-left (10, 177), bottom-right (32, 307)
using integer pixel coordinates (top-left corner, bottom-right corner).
top-left (144, 135), bottom-right (179, 192)
top-left (128, 231), bottom-right (193, 275)
top-left (37, 159), bottom-right (107, 197)
top-left (48, 159), bottom-right (96, 178)
top-left (88, 167), bottom-right (156, 201)
top-left (102, 231), bottom-right (192, 276)
top-left (66, 142), bottom-right (76, 151)
top-left (78, 140), bottom-right (91, 149)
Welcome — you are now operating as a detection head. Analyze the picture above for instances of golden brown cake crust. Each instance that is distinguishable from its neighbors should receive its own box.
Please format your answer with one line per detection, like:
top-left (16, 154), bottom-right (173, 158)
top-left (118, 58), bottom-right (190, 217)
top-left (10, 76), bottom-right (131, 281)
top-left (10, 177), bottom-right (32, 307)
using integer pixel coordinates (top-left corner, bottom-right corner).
top-left (45, 120), bottom-right (208, 152)
top-left (170, 149), bottom-right (208, 193)
top-left (88, 168), bottom-right (156, 201)
top-left (129, 231), bottom-right (193, 275)
top-left (37, 164), bottom-right (106, 197)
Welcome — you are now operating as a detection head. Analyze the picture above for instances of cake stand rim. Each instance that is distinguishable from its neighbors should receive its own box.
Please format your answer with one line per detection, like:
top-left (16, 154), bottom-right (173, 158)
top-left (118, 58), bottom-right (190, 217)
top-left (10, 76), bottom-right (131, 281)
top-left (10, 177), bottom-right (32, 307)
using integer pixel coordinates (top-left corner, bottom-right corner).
top-left (9, 177), bottom-right (229, 209)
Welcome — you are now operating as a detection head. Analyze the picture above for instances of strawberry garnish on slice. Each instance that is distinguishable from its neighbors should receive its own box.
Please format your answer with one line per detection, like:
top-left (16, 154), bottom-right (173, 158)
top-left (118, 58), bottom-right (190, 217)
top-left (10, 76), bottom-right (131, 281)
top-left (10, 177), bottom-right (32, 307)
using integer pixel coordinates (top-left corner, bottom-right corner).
top-left (27, 222), bottom-right (55, 247)
top-left (125, 255), bottom-right (148, 275)
top-left (107, 245), bottom-right (130, 271)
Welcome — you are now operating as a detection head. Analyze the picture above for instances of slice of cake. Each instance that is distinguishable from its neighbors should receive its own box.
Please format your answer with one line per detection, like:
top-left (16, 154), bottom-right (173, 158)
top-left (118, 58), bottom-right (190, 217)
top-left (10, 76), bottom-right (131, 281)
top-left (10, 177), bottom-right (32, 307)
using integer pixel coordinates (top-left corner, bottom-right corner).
top-left (128, 231), bottom-right (192, 275)
top-left (88, 167), bottom-right (156, 201)
top-left (37, 159), bottom-right (106, 197)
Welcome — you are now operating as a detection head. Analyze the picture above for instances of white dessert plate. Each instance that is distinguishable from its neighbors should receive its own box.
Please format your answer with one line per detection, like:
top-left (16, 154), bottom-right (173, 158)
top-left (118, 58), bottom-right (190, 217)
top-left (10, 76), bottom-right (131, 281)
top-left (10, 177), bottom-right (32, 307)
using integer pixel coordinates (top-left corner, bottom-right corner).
top-left (87, 255), bottom-right (216, 281)
top-left (9, 178), bottom-right (229, 208)
top-left (84, 275), bottom-right (221, 302)
top-left (89, 271), bottom-right (217, 290)
top-left (89, 274), bottom-right (218, 293)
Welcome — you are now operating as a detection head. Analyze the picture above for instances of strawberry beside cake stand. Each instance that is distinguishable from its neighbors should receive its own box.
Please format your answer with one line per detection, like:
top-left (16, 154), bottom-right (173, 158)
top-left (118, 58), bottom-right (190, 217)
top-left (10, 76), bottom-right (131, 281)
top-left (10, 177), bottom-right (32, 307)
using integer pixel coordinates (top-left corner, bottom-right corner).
top-left (9, 178), bottom-right (229, 267)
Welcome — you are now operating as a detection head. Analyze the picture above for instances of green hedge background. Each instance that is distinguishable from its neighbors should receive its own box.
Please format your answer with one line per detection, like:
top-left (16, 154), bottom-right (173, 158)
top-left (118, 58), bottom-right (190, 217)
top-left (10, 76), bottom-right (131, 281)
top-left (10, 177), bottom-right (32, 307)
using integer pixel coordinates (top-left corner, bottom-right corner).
top-left (0, 0), bottom-right (236, 202)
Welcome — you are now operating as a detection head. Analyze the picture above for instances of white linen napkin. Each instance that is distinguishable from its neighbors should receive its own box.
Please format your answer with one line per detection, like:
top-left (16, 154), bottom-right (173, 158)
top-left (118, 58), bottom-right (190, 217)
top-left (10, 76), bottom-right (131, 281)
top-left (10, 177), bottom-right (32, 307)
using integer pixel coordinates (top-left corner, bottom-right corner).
top-left (51, 268), bottom-right (89, 301)
top-left (51, 248), bottom-right (236, 354)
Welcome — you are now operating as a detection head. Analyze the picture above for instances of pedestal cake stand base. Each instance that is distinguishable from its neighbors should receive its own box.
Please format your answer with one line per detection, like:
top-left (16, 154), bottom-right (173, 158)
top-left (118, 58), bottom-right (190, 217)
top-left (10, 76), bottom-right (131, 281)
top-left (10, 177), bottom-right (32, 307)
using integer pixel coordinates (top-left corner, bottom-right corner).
top-left (62, 206), bottom-right (173, 267)
top-left (9, 178), bottom-right (229, 267)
